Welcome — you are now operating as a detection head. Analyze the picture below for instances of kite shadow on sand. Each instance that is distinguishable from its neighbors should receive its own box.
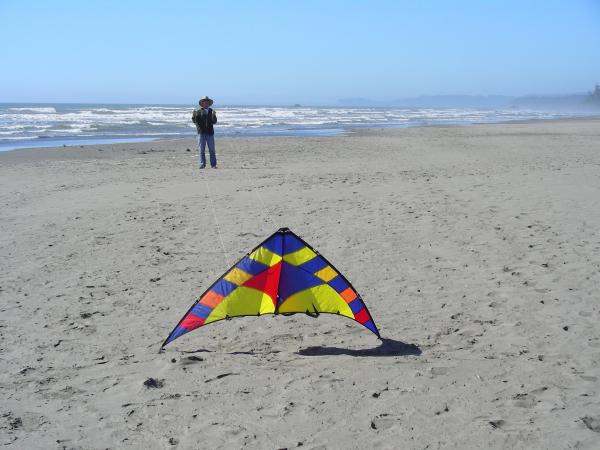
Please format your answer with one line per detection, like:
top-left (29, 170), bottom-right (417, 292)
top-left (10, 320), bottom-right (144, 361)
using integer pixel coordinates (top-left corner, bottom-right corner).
top-left (297, 338), bottom-right (421, 357)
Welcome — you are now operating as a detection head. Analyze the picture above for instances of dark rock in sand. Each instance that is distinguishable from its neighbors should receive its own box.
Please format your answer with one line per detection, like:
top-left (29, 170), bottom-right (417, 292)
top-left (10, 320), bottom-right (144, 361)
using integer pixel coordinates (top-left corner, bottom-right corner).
top-left (489, 419), bottom-right (505, 429)
top-left (9, 417), bottom-right (22, 430)
top-left (143, 378), bottom-right (164, 388)
top-left (184, 355), bottom-right (204, 363)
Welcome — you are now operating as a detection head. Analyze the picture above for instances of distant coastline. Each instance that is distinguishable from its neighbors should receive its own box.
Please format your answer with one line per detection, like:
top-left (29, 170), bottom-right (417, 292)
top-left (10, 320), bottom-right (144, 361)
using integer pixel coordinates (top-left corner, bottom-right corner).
top-left (337, 85), bottom-right (600, 110)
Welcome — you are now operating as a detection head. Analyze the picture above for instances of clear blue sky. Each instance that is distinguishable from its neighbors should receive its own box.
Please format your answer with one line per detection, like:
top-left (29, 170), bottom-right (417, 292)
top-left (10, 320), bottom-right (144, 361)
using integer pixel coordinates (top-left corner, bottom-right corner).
top-left (0, 0), bottom-right (598, 104)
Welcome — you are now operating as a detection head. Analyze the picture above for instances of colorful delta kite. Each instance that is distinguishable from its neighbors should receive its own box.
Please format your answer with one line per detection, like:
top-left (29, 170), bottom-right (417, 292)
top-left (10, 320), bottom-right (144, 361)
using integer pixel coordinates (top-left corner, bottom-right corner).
top-left (162, 228), bottom-right (380, 347)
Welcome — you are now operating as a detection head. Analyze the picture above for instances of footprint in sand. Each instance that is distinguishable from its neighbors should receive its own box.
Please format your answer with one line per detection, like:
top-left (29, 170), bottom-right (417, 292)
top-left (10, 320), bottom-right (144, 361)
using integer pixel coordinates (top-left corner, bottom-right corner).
top-left (582, 416), bottom-right (600, 433)
top-left (511, 393), bottom-right (537, 409)
top-left (370, 414), bottom-right (400, 431)
top-left (430, 367), bottom-right (449, 376)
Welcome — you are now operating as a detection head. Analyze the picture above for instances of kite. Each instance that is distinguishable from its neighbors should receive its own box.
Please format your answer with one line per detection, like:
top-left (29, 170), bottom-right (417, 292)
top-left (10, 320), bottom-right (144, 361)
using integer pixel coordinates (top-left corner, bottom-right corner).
top-left (161, 228), bottom-right (380, 347)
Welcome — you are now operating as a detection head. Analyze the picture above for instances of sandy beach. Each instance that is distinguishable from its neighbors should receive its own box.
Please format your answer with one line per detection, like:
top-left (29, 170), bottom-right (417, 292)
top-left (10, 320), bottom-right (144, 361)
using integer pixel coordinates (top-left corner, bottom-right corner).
top-left (1, 119), bottom-right (600, 449)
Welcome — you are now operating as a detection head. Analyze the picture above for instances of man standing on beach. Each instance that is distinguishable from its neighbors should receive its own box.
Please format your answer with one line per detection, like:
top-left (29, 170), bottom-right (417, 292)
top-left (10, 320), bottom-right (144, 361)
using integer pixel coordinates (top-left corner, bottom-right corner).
top-left (192, 96), bottom-right (218, 168)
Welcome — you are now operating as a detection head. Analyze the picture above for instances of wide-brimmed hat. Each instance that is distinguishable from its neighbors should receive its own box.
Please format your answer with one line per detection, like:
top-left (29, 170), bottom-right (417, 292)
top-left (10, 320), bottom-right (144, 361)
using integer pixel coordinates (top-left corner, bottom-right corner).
top-left (199, 96), bottom-right (214, 106)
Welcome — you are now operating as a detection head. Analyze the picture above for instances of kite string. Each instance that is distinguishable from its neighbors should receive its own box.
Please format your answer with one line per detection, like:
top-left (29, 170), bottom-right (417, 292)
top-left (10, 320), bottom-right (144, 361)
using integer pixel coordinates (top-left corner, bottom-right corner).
top-left (204, 176), bottom-right (231, 266)
top-left (242, 163), bottom-right (279, 230)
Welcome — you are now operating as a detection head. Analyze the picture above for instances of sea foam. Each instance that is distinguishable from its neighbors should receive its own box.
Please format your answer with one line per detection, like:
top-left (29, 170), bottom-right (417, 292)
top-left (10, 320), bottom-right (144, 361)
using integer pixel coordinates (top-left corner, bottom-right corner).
top-left (0, 103), bottom-right (593, 151)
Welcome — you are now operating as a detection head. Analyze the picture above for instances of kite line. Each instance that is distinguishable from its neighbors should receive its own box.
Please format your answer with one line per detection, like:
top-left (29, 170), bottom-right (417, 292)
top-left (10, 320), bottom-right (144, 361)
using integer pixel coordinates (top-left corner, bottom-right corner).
top-left (201, 148), bottom-right (291, 268)
top-left (203, 175), bottom-right (231, 266)
top-left (241, 163), bottom-right (279, 230)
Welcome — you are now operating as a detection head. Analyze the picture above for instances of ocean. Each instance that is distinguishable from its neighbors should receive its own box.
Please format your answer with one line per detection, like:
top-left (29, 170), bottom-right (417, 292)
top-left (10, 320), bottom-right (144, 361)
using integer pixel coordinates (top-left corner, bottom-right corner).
top-left (0, 103), bottom-right (590, 151)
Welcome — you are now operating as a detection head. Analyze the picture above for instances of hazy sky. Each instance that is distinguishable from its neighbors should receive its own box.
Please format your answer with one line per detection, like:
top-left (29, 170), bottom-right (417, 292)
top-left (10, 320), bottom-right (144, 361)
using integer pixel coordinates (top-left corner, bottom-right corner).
top-left (1, 0), bottom-right (599, 104)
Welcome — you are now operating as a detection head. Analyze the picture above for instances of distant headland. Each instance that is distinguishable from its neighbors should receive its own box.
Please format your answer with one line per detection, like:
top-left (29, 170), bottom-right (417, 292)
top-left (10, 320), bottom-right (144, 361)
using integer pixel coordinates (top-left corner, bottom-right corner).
top-left (337, 84), bottom-right (600, 110)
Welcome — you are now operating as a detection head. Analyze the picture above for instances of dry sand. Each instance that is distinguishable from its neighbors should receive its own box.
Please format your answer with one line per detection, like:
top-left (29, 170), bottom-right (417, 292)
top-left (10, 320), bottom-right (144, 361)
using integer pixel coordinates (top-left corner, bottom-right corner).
top-left (1, 119), bottom-right (600, 449)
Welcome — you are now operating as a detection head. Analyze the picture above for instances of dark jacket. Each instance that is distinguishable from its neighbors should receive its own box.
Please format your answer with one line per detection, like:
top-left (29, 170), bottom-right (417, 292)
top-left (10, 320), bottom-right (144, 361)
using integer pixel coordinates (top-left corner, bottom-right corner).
top-left (192, 107), bottom-right (217, 135)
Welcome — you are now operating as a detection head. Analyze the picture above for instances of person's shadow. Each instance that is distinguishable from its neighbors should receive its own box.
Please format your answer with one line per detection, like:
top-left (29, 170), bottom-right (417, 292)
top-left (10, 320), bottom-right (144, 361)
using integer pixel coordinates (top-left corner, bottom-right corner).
top-left (297, 338), bottom-right (421, 357)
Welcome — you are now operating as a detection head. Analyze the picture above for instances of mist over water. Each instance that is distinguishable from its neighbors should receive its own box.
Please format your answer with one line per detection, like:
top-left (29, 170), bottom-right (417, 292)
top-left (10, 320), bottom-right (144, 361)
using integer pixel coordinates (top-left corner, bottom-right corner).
top-left (0, 103), bottom-right (595, 151)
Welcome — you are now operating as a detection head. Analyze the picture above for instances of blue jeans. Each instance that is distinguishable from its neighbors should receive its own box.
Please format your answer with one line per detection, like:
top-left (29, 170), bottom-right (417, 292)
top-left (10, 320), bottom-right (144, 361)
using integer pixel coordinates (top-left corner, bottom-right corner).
top-left (198, 133), bottom-right (216, 167)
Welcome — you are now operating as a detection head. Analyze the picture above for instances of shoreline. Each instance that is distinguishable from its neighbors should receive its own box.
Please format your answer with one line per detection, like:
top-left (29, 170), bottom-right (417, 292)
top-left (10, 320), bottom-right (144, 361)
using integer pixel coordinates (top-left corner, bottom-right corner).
top-left (2, 114), bottom-right (599, 154)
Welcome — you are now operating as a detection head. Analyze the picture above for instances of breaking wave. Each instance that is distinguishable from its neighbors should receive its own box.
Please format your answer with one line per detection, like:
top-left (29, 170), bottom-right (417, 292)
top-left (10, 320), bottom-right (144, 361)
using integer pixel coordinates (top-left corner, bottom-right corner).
top-left (8, 107), bottom-right (57, 113)
top-left (0, 102), bottom-right (593, 151)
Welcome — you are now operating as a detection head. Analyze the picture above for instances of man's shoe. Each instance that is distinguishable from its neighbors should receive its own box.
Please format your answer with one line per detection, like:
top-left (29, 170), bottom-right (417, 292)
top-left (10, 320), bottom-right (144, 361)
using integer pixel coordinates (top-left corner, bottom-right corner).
top-left (211, 166), bottom-right (217, 169)
top-left (199, 164), bottom-right (206, 169)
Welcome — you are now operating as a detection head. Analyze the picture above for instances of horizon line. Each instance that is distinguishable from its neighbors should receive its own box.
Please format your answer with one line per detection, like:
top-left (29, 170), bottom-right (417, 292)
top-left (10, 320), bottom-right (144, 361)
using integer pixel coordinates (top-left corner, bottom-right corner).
top-left (0, 90), bottom-right (597, 107)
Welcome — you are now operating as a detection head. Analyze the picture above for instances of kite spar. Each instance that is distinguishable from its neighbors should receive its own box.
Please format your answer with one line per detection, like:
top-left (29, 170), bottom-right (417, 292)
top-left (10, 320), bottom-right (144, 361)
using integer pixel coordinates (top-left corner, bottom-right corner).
top-left (162, 228), bottom-right (380, 347)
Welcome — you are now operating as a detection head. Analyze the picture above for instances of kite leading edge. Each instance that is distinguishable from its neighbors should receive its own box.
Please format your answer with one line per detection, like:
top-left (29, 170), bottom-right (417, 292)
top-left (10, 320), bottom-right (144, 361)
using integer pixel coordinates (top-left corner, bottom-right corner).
top-left (161, 228), bottom-right (380, 347)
